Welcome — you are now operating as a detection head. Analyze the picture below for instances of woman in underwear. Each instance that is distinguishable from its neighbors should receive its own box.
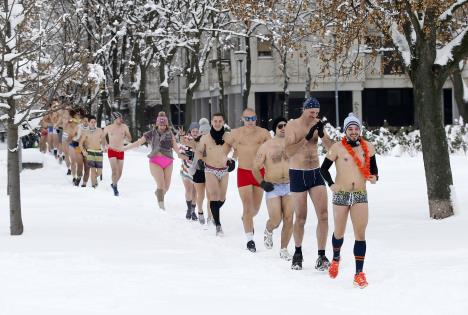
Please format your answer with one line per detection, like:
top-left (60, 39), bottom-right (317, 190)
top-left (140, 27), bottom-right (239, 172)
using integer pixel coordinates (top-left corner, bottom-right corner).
top-left (123, 111), bottom-right (182, 210)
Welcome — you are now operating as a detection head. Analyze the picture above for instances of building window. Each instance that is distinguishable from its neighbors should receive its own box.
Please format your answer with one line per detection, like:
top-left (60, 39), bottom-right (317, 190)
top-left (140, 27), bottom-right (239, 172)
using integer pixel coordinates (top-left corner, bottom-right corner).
top-left (257, 38), bottom-right (272, 57)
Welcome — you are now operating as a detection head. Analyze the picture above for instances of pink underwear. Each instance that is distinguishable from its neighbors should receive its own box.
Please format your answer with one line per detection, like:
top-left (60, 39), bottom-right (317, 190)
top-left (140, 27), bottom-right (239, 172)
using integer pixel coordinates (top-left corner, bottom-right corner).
top-left (149, 155), bottom-right (173, 169)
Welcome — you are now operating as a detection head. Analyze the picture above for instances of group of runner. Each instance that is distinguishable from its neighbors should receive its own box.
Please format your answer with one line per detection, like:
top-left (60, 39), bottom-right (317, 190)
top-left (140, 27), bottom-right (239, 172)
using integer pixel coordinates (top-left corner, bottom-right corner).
top-left (39, 97), bottom-right (378, 289)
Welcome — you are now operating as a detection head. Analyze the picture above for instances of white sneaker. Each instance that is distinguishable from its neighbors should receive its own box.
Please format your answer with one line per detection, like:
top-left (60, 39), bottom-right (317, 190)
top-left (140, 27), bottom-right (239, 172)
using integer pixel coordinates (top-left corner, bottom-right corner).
top-left (264, 228), bottom-right (273, 249)
top-left (158, 201), bottom-right (165, 210)
top-left (280, 248), bottom-right (292, 261)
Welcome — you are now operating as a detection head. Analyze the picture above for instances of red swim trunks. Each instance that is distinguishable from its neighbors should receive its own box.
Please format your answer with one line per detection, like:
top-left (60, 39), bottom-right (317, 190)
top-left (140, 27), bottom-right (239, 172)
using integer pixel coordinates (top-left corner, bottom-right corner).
top-left (237, 168), bottom-right (265, 188)
top-left (108, 148), bottom-right (124, 160)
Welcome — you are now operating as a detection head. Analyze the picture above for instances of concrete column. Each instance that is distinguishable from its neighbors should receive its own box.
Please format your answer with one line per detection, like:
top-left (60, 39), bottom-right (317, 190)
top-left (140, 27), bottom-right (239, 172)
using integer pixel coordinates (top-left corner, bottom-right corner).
top-left (452, 88), bottom-right (460, 123)
top-left (352, 90), bottom-right (363, 121)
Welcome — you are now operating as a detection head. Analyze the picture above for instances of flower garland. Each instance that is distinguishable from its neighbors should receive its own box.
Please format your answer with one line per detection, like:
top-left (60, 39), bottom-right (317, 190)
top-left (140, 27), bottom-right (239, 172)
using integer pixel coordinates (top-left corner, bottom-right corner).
top-left (341, 136), bottom-right (371, 179)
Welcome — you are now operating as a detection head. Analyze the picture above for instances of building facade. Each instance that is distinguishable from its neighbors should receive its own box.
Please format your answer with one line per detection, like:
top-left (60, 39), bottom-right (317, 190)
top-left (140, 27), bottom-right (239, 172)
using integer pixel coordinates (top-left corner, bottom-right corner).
top-left (147, 37), bottom-right (468, 129)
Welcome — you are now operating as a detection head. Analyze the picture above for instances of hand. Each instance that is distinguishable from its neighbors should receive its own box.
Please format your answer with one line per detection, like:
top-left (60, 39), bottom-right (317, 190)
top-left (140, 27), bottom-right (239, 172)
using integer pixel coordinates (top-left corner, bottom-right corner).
top-left (315, 120), bottom-right (324, 138)
top-left (330, 184), bottom-right (341, 193)
top-left (260, 181), bottom-right (274, 192)
top-left (82, 150), bottom-right (88, 157)
top-left (305, 120), bottom-right (324, 140)
top-left (178, 127), bottom-right (186, 137)
top-left (103, 145), bottom-right (108, 153)
top-left (368, 175), bottom-right (378, 184)
top-left (227, 159), bottom-right (236, 172)
top-left (121, 145), bottom-right (128, 152)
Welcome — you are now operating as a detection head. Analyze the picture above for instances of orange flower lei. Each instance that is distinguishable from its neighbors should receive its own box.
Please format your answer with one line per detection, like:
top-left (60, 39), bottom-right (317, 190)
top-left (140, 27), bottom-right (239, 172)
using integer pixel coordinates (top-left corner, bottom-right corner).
top-left (341, 136), bottom-right (371, 179)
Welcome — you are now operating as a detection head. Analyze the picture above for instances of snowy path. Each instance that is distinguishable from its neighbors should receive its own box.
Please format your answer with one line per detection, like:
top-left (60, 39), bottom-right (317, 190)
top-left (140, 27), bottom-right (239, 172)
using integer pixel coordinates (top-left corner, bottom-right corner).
top-left (1, 148), bottom-right (467, 314)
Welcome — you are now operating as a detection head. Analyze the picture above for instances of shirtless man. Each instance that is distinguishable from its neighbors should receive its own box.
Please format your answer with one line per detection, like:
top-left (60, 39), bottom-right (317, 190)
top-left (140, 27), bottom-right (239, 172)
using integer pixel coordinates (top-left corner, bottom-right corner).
top-left (285, 97), bottom-right (333, 270)
top-left (320, 113), bottom-right (378, 288)
top-left (103, 112), bottom-right (131, 196)
top-left (196, 113), bottom-right (234, 236)
top-left (253, 117), bottom-right (293, 260)
top-left (59, 106), bottom-right (72, 175)
top-left (224, 108), bottom-right (270, 252)
top-left (79, 115), bottom-right (91, 187)
top-left (64, 109), bottom-right (84, 186)
top-left (79, 115), bottom-right (105, 188)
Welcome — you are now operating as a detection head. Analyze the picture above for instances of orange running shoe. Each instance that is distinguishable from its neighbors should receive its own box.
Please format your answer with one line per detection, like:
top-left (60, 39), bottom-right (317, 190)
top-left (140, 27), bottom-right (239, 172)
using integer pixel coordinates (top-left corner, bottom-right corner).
top-left (353, 272), bottom-right (368, 289)
top-left (328, 259), bottom-right (340, 279)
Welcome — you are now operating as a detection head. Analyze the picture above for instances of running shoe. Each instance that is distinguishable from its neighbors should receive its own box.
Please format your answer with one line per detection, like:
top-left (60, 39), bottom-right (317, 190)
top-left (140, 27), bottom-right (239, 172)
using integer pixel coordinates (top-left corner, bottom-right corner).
top-left (215, 225), bottom-right (224, 236)
top-left (328, 259), bottom-right (340, 279)
top-left (315, 255), bottom-right (330, 271)
top-left (67, 169), bottom-right (71, 176)
top-left (191, 211), bottom-right (198, 221)
top-left (291, 252), bottom-right (303, 270)
top-left (264, 228), bottom-right (273, 249)
top-left (186, 209), bottom-right (192, 220)
top-left (353, 272), bottom-right (368, 289)
top-left (198, 213), bottom-right (205, 225)
top-left (111, 184), bottom-right (119, 196)
top-left (279, 248), bottom-right (292, 261)
top-left (247, 240), bottom-right (256, 253)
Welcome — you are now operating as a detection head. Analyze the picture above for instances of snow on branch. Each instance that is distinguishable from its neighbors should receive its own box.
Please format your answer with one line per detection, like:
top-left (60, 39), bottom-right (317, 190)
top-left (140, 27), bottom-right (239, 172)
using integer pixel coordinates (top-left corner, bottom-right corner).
top-left (435, 26), bottom-right (468, 66)
top-left (439, 0), bottom-right (468, 22)
top-left (390, 22), bottom-right (411, 67)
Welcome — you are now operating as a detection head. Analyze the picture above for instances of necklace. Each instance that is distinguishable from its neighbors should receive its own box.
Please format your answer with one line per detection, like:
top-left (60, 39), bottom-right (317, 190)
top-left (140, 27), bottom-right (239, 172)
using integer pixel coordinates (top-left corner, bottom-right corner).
top-left (341, 136), bottom-right (371, 179)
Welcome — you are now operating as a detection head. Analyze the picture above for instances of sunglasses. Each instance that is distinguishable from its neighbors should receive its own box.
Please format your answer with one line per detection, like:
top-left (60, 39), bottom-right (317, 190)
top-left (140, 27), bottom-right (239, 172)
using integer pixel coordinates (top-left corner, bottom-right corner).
top-left (243, 116), bottom-right (257, 122)
top-left (277, 123), bottom-right (286, 130)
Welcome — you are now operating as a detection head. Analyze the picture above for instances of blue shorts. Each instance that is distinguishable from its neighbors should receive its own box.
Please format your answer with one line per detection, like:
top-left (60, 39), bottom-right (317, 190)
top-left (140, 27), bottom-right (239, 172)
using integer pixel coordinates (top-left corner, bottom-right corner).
top-left (265, 183), bottom-right (290, 199)
top-left (289, 168), bottom-right (325, 193)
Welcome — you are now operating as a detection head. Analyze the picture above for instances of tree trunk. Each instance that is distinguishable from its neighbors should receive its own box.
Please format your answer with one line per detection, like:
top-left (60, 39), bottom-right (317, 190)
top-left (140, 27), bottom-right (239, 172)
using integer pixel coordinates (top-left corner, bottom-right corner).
top-left (159, 58), bottom-right (172, 121)
top-left (305, 52), bottom-right (312, 98)
top-left (412, 70), bottom-right (454, 219)
top-left (243, 36), bottom-right (252, 109)
top-left (137, 64), bottom-right (147, 134)
top-left (216, 44), bottom-right (226, 120)
top-left (7, 123), bottom-right (23, 235)
top-left (451, 67), bottom-right (468, 124)
top-left (111, 31), bottom-right (120, 110)
top-left (282, 54), bottom-right (290, 118)
top-left (185, 87), bottom-right (194, 129)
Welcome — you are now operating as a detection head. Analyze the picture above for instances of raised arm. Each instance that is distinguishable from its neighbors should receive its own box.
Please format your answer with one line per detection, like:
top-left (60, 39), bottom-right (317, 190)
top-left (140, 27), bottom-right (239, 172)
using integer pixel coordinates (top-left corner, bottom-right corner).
top-left (123, 136), bottom-right (146, 151)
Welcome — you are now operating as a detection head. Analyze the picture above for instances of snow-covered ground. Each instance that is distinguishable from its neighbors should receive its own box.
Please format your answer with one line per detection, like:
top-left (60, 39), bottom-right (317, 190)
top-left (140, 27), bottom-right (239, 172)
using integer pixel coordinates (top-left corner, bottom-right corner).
top-left (1, 145), bottom-right (467, 315)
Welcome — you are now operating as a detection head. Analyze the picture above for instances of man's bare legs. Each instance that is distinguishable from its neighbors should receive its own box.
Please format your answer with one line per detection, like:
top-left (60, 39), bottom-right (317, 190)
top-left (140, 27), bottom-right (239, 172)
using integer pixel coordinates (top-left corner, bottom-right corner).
top-left (292, 191), bottom-right (308, 247)
top-left (205, 173), bottom-right (229, 235)
top-left (280, 196), bottom-right (294, 250)
top-left (195, 182), bottom-right (211, 222)
top-left (310, 186), bottom-right (329, 252)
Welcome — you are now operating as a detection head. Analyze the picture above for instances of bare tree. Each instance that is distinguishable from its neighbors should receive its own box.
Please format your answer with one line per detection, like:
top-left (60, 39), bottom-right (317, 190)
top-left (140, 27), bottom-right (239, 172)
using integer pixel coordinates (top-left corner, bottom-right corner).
top-left (1, 0), bottom-right (83, 234)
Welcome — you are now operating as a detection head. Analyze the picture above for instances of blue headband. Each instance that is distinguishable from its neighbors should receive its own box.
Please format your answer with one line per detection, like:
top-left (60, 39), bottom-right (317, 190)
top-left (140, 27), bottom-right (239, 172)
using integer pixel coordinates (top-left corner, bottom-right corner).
top-left (303, 97), bottom-right (320, 109)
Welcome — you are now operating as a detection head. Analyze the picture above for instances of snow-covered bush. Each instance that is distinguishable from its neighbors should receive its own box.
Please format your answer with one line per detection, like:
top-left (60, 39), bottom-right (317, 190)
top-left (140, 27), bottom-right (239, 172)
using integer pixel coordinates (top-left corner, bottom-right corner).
top-left (319, 122), bottom-right (467, 156)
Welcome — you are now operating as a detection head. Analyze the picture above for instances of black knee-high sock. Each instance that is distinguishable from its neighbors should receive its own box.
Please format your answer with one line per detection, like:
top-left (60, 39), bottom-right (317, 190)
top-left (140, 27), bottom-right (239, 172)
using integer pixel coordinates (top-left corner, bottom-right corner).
top-left (186, 200), bottom-right (192, 211)
top-left (332, 234), bottom-right (344, 261)
top-left (354, 240), bottom-right (366, 274)
top-left (210, 201), bottom-right (221, 226)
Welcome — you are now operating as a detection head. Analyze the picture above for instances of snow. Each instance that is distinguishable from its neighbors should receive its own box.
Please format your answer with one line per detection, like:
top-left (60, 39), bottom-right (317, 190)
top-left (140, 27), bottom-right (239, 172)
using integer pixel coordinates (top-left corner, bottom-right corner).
top-left (435, 26), bottom-right (468, 66)
top-left (439, 0), bottom-right (468, 22)
top-left (390, 22), bottom-right (411, 67)
top-left (0, 148), bottom-right (467, 314)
